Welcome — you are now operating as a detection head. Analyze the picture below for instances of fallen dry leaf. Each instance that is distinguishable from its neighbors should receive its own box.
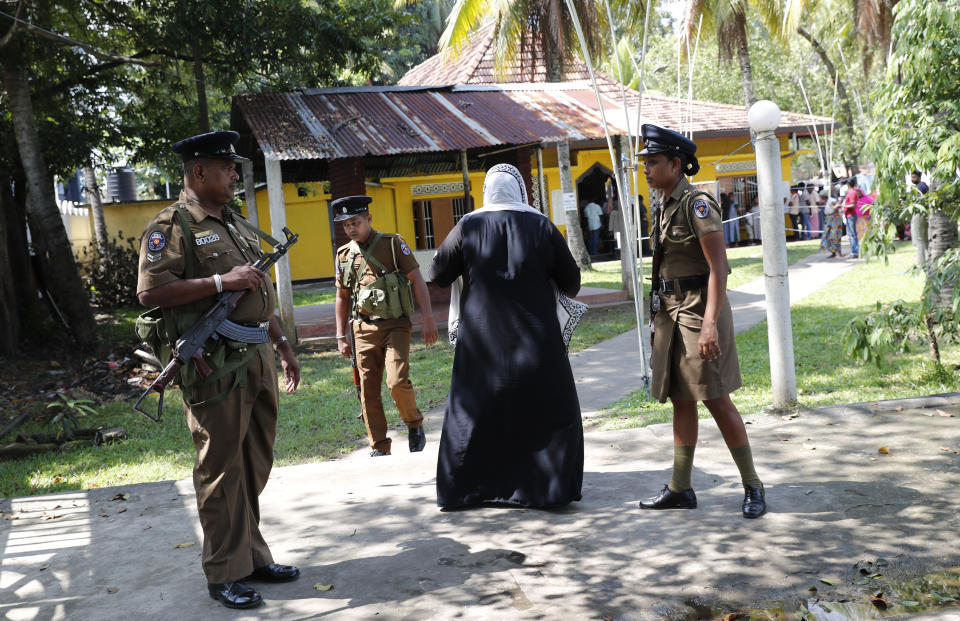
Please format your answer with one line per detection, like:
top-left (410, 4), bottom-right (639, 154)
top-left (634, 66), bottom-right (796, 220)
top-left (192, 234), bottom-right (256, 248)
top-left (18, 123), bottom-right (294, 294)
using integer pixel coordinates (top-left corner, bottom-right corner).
top-left (802, 442), bottom-right (816, 450)
top-left (99, 509), bottom-right (109, 518)
top-left (936, 409), bottom-right (955, 417)
top-left (894, 406), bottom-right (903, 412)
top-left (116, 507), bottom-right (127, 514)
top-left (820, 578), bottom-right (836, 586)
top-left (43, 515), bottom-right (62, 521)
top-left (173, 542), bottom-right (196, 549)
top-left (776, 436), bottom-right (790, 442)
top-left (110, 493), bottom-right (130, 501)
top-left (2, 513), bottom-right (18, 521)
top-left (313, 583), bottom-right (334, 591)
top-left (106, 587), bottom-right (118, 594)
top-left (871, 596), bottom-right (888, 610)
top-left (878, 446), bottom-right (891, 455)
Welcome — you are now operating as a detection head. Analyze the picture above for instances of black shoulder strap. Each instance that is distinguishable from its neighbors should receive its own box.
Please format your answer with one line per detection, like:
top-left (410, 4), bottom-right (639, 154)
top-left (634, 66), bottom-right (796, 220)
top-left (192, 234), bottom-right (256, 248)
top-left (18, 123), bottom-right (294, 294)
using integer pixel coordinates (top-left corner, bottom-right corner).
top-left (231, 211), bottom-right (279, 247)
top-left (175, 204), bottom-right (196, 280)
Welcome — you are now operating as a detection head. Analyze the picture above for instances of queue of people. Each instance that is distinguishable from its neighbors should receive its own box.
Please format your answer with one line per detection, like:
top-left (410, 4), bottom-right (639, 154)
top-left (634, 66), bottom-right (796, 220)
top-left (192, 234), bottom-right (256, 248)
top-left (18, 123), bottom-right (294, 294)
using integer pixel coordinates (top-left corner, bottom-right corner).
top-left (136, 128), bottom-right (766, 610)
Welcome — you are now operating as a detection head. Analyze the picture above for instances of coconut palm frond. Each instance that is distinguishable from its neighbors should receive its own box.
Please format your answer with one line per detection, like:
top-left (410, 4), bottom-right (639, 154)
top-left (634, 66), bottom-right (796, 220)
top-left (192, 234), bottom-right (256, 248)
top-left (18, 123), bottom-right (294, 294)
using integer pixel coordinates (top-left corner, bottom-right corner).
top-left (438, 0), bottom-right (493, 55)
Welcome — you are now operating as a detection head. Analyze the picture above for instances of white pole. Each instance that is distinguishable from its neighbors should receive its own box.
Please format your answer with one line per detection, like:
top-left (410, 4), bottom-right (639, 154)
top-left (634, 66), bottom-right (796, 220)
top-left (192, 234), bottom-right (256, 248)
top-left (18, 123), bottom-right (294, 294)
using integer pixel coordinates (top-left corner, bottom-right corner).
top-left (241, 159), bottom-right (259, 229)
top-left (748, 101), bottom-right (797, 408)
top-left (264, 157), bottom-right (297, 343)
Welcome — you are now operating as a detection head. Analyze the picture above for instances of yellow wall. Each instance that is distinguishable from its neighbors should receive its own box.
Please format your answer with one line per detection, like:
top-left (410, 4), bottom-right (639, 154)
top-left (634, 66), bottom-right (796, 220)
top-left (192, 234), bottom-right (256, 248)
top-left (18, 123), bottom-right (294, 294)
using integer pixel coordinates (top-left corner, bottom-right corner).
top-left (71, 136), bottom-right (798, 280)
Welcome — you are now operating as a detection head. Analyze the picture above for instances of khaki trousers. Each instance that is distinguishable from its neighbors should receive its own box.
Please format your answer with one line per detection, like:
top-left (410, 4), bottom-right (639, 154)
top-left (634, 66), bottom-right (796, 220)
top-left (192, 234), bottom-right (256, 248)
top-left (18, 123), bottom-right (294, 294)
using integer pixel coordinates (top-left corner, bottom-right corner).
top-left (354, 319), bottom-right (423, 453)
top-left (184, 344), bottom-right (278, 583)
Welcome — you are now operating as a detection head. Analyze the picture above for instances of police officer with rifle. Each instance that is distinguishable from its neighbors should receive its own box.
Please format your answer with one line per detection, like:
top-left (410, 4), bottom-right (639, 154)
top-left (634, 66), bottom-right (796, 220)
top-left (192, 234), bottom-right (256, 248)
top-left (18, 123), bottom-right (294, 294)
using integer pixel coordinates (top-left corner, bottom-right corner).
top-left (136, 131), bottom-right (301, 609)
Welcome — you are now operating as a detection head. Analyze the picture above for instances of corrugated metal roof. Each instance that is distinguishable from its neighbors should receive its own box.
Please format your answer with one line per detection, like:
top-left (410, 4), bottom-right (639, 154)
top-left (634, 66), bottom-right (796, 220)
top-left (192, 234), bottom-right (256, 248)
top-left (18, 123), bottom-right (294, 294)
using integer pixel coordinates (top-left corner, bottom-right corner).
top-left (233, 84), bottom-right (643, 161)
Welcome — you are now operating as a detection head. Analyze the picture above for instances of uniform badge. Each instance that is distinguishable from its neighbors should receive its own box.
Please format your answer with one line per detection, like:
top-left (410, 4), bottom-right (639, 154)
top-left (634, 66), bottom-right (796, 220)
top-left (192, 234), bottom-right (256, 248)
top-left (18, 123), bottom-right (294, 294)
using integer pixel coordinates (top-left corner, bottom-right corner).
top-left (148, 231), bottom-right (166, 251)
top-left (196, 233), bottom-right (221, 246)
top-left (146, 252), bottom-right (161, 263)
top-left (399, 241), bottom-right (411, 256)
top-left (693, 199), bottom-right (710, 219)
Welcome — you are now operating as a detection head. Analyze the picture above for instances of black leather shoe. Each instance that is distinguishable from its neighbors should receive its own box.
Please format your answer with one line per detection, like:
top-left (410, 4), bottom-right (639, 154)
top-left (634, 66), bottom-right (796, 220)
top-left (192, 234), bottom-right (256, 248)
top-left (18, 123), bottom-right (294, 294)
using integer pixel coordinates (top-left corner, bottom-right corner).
top-left (207, 582), bottom-right (262, 609)
top-left (742, 483), bottom-right (766, 518)
top-left (370, 449), bottom-right (390, 457)
top-left (638, 485), bottom-right (697, 510)
top-left (408, 426), bottom-right (426, 452)
top-left (247, 562), bottom-right (301, 583)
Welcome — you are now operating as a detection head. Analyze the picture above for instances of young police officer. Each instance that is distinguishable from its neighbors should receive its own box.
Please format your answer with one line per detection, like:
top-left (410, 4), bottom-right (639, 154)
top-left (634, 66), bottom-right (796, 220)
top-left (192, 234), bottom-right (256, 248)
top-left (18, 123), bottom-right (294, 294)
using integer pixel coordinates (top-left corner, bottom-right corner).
top-left (638, 124), bottom-right (766, 519)
top-left (333, 196), bottom-right (438, 456)
top-left (136, 131), bottom-right (301, 608)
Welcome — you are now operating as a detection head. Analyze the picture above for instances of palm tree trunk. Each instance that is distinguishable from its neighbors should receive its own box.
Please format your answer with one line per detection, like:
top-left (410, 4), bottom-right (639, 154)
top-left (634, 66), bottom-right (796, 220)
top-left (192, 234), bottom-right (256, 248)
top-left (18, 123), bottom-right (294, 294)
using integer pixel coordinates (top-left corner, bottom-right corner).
top-left (557, 141), bottom-right (591, 269)
top-left (926, 210), bottom-right (958, 309)
top-left (1, 59), bottom-right (97, 346)
top-left (82, 163), bottom-right (107, 252)
top-left (732, 10), bottom-right (755, 108)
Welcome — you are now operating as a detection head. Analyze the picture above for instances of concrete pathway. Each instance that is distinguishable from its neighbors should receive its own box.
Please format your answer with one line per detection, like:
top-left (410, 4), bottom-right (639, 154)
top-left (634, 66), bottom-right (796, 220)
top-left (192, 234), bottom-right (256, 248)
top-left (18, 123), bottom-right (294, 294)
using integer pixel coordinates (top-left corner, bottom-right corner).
top-left (2, 394), bottom-right (959, 620)
top-left (572, 246), bottom-right (860, 416)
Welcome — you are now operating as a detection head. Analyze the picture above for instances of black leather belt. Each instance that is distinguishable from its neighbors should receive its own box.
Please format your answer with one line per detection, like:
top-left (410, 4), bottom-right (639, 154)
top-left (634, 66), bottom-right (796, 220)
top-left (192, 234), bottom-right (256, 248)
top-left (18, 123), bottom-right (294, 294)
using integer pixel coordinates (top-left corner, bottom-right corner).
top-left (658, 275), bottom-right (709, 293)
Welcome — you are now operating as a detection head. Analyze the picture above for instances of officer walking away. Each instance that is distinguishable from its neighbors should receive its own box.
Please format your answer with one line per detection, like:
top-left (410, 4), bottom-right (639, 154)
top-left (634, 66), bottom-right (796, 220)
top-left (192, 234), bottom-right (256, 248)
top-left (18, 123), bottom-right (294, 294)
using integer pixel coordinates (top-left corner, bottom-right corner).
top-left (136, 131), bottom-right (301, 609)
top-left (333, 196), bottom-right (438, 456)
top-left (638, 124), bottom-right (767, 519)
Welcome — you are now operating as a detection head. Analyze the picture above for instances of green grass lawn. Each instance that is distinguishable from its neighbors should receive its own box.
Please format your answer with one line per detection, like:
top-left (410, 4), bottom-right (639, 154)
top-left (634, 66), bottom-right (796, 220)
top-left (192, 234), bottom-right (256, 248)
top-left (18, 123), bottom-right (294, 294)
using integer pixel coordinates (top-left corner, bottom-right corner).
top-left (579, 239), bottom-right (823, 292)
top-left (591, 242), bottom-right (960, 431)
top-left (0, 302), bottom-right (637, 498)
top-left (293, 288), bottom-right (336, 307)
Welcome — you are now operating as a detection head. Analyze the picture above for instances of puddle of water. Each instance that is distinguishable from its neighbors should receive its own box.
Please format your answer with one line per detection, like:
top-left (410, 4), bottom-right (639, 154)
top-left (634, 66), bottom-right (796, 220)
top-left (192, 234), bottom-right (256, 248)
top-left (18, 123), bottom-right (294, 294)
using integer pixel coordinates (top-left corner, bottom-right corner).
top-left (674, 567), bottom-right (960, 620)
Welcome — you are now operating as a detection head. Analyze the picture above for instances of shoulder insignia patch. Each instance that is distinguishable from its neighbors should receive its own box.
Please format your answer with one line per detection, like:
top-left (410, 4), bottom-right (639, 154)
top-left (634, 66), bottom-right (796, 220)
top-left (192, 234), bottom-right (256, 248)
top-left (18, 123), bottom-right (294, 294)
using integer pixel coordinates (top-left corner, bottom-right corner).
top-left (399, 241), bottom-right (412, 256)
top-left (148, 231), bottom-right (166, 251)
top-left (693, 199), bottom-right (710, 219)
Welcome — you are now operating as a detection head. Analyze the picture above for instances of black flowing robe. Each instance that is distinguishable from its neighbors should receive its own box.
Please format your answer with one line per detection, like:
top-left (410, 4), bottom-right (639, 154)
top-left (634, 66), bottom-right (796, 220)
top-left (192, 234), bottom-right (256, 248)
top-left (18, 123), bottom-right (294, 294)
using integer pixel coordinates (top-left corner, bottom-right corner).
top-left (429, 210), bottom-right (584, 508)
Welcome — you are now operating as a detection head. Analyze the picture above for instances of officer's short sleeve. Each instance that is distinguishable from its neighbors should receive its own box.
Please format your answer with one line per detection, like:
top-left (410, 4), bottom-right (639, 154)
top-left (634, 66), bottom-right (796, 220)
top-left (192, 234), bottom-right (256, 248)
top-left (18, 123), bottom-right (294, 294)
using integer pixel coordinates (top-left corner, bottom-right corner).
top-left (689, 195), bottom-right (723, 238)
top-left (393, 235), bottom-right (419, 274)
top-left (334, 246), bottom-right (349, 289)
top-left (136, 211), bottom-right (186, 295)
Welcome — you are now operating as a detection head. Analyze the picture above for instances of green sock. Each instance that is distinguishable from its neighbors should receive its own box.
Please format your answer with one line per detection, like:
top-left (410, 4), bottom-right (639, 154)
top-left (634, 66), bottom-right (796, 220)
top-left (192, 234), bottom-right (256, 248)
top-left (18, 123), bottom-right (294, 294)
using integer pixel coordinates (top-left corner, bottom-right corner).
top-left (730, 442), bottom-right (762, 488)
top-left (668, 445), bottom-right (696, 492)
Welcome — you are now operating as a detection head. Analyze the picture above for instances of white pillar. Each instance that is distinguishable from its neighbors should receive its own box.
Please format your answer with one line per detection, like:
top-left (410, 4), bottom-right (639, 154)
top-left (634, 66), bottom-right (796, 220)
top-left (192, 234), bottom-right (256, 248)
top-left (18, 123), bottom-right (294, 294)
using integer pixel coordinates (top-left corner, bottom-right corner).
top-left (749, 100), bottom-right (796, 408)
top-left (241, 159), bottom-right (259, 229)
top-left (536, 147), bottom-right (548, 214)
top-left (264, 157), bottom-right (296, 343)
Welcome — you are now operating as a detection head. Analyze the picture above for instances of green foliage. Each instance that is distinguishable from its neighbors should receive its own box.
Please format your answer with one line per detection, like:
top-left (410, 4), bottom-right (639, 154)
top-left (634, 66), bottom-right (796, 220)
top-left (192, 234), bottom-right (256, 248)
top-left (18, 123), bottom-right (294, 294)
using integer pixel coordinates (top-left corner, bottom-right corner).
top-left (843, 248), bottom-right (960, 366)
top-left (79, 235), bottom-right (140, 309)
top-left (865, 0), bottom-right (960, 231)
top-left (45, 392), bottom-right (98, 441)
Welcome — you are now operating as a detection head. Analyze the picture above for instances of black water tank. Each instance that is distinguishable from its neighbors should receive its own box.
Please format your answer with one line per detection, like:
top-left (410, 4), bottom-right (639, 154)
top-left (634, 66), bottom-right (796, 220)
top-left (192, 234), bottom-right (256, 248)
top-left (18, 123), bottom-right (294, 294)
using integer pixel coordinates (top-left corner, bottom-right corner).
top-left (106, 167), bottom-right (137, 201)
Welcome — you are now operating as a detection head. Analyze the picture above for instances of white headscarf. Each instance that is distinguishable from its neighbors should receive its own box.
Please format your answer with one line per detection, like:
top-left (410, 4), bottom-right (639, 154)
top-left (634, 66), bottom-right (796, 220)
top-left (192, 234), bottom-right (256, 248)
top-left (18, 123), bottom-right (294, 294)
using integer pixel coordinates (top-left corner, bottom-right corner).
top-left (463, 163), bottom-right (545, 217)
top-left (448, 164), bottom-right (547, 344)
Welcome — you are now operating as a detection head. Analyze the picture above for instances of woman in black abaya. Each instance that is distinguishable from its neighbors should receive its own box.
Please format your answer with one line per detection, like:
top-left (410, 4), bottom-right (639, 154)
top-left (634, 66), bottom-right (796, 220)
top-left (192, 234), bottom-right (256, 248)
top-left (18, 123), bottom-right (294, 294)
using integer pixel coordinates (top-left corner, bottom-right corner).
top-left (429, 163), bottom-right (583, 509)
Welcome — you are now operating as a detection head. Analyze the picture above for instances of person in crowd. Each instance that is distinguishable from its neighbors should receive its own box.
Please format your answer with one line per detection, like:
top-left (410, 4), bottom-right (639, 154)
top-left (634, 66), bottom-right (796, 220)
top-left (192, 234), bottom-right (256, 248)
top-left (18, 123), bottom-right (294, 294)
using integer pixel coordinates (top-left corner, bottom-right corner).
top-left (788, 187), bottom-right (801, 240)
top-left (843, 178), bottom-right (863, 258)
top-left (856, 188), bottom-right (876, 243)
top-left (909, 171), bottom-right (929, 261)
top-left (721, 193), bottom-right (740, 247)
top-left (749, 196), bottom-right (761, 241)
top-left (637, 124), bottom-right (766, 519)
top-left (334, 196), bottom-right (438, 457)
top-left (583, 199), bottom-right (604, 255)
top-left (805, 183), bottom-right (820, 239)
top-left (429, 163), bottom-right (584, 510)
top-left (820, 191), bottom-right (844, 258)
top-left (136, 131), bottom-right (301, 609)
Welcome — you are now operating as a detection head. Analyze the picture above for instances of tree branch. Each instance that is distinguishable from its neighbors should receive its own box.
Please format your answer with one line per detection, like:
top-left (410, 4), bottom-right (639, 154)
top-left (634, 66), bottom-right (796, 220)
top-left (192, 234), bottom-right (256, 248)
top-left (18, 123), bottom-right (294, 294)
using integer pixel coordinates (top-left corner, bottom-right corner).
top-left (797, 26), bottom-right (854, 132)
top-left (0, 0), bottom-right (26, 52)
top-left (0, 9), bottom-right (160, 66)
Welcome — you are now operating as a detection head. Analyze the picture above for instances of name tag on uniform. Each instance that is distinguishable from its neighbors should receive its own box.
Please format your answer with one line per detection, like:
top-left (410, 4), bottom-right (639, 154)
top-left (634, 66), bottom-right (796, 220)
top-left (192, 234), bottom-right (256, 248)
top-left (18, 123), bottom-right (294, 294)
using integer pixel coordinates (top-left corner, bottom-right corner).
top-left (196, 233), bottom-right (221, 246)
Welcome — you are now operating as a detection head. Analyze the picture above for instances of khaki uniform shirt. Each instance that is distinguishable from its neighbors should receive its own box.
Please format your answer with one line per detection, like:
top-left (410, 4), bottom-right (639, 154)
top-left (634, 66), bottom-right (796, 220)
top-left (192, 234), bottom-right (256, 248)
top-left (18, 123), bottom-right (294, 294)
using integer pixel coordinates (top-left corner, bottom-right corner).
top-left (651, 177), bottom-right (740, 403)
top-left (137, 191), bottom-right (276, 323)
top-left (335, 231), bottom-right (418, 325)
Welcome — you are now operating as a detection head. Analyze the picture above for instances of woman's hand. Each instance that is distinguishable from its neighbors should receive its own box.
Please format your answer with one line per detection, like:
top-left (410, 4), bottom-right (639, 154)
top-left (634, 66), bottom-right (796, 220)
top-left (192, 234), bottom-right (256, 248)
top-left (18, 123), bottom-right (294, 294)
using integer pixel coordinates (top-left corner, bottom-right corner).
top-left (698, 320), bottom-right (721, 361)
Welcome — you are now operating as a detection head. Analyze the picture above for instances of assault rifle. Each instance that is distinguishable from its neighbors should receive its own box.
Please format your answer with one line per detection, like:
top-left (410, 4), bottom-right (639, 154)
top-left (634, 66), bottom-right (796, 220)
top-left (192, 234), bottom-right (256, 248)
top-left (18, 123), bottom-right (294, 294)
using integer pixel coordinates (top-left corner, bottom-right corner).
top-left (133, 227), bottom-right (299, 423)
top-left (649, 197), bottom-right (662, 348)
top-left (348, 319), bottom-right (363, 420)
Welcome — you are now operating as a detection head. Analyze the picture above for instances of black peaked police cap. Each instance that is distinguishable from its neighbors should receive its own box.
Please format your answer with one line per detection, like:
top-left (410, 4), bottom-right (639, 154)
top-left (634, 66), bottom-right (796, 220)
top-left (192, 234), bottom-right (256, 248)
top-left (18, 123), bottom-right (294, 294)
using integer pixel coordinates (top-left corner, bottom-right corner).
top-left (639, 124), bottom-right (697, 157)
top-left (332, 195), bottom-right (372, 222)
top-left (172, 130), bottom-right (249, 162)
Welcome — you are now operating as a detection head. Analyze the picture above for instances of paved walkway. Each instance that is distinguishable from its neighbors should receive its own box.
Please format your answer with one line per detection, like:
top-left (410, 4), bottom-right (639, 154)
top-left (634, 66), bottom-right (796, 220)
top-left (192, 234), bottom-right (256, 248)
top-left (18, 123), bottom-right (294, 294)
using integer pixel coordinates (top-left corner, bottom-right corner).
top-left (9, 243), bottom-right (958, 621)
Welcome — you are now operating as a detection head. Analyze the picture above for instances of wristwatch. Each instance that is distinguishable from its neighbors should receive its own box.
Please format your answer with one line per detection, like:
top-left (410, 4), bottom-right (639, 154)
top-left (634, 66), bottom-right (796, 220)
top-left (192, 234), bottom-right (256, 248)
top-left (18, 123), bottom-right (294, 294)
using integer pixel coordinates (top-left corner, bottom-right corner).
top-left (273, 335), bottom-right (289, 350)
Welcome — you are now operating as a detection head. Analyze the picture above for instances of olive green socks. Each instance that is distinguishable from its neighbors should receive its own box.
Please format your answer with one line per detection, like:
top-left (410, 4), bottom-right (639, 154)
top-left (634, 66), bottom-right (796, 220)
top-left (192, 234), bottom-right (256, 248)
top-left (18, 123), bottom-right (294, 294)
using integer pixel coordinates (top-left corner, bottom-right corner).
top-left (668, 443), bottom-right (762, 491)
top-left (667, 445), bottom-right (696, 492)
top-left (730, 443), bottom-right (762, 488)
